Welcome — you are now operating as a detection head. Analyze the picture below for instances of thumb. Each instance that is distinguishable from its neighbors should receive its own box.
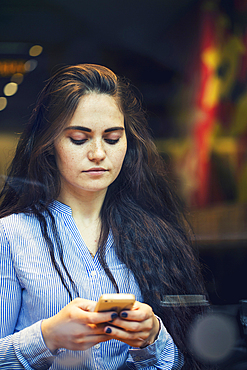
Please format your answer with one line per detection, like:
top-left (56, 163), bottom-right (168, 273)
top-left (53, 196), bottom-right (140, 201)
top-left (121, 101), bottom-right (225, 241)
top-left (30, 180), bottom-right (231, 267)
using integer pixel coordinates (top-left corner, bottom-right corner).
top-left (72, 298), bottom-right (97, 312)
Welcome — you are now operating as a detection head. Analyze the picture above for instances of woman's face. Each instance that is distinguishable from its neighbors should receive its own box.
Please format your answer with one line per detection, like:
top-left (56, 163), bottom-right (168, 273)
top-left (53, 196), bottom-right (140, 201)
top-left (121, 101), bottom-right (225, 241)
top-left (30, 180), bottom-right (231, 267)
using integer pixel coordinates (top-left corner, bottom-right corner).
top-left (54, 93), bottom-right (127, 200)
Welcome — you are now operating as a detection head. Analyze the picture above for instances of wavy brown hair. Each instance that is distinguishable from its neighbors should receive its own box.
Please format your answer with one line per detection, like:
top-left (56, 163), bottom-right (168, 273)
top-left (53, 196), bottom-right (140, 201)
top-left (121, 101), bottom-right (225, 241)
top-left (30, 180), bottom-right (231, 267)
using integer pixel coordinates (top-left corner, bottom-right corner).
top-left (0, 64), bottom-right (209, 369)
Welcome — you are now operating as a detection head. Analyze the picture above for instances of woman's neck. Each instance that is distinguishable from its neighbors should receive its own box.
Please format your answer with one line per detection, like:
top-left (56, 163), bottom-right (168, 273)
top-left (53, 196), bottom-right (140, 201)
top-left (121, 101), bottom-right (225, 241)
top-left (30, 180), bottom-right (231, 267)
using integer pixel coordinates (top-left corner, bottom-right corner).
top-left (57, 188), bottom-right (107, 257)
top-left (57, 187), bottom-right (107, 224)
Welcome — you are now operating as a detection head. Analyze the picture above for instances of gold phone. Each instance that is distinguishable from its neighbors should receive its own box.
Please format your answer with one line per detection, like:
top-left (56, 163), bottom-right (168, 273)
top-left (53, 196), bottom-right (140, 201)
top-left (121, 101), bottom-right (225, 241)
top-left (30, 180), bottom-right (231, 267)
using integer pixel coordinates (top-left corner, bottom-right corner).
top-left (94, 293), bottom-right (135, 314)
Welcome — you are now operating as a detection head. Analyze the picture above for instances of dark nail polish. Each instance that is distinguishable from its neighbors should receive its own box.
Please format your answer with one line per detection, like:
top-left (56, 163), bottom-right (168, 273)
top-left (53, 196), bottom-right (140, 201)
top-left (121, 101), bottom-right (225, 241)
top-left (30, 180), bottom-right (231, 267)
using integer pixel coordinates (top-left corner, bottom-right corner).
top-left (121, 312), bottom-right (128, 318)
top-left (111, 312), bottom-right (118, 320)
top-left (106, 327), bottom-right (112, 334)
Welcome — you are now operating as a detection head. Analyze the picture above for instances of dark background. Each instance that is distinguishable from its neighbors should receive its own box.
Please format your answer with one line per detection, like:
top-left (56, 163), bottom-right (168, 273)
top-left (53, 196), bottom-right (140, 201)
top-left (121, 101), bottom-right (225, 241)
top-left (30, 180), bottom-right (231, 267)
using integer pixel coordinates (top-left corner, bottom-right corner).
top-left (0, 0), bottom-right (201, 133)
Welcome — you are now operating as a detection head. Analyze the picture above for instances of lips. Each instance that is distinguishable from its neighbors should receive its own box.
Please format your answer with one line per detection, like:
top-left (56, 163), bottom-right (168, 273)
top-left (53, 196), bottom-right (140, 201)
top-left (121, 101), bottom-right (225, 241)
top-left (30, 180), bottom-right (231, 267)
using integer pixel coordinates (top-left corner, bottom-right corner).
top-left (83, 168), bottom-right (108, 173)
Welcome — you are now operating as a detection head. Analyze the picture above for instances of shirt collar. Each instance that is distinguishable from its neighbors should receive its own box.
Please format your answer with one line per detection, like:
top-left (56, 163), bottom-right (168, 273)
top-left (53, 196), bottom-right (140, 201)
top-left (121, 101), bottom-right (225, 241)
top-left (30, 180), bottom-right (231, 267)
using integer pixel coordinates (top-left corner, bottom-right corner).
top-left (49, 200), bottom-right (73, 216)
top-left (49, 200), bottom-right (114, 252)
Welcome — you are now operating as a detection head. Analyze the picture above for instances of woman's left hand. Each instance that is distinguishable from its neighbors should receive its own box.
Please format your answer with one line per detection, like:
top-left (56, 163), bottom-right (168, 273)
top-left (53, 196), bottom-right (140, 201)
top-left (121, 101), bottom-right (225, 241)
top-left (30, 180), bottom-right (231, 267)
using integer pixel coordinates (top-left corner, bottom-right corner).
top-left (103, 301), bottom-right (160, 348)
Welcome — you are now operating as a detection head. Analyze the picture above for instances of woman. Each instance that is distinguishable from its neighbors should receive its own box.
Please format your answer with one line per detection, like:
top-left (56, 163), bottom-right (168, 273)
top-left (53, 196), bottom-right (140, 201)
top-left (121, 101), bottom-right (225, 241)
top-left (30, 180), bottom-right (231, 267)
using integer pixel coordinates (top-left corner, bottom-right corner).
top-left (0, 64), bottom-right (206, 369)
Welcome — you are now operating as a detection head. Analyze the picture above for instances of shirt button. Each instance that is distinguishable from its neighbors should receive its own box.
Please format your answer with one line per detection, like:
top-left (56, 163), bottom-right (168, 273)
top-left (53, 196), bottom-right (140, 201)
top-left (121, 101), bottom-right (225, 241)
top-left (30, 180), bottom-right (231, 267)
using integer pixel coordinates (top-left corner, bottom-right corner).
top-left (94, 344), bottom-right (100, 349)
top-left (91, 271), bottom-right (97, 277)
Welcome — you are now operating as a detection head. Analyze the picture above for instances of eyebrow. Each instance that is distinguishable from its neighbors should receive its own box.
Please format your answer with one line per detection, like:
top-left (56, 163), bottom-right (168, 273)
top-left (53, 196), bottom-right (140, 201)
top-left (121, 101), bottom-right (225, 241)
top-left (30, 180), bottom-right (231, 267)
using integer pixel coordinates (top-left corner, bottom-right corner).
top-left (64, 126), bottom-right (125, 133)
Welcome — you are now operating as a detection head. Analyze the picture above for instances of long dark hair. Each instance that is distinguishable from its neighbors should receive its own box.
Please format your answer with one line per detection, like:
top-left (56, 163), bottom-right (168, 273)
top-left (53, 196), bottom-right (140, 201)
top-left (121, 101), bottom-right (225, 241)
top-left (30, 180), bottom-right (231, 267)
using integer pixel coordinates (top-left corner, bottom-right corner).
top-left (0, 64), bottom-right (209, 369)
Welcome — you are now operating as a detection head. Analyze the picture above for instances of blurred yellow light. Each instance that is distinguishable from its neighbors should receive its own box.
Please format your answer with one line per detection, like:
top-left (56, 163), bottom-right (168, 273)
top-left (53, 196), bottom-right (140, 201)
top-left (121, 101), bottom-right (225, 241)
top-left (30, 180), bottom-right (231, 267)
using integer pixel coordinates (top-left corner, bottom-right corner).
top-left (11, 73), bottom-right (24, 84)
top-left (29, 45), bottom-right (43, 57)
top-left (24, 59), bottom-right (38, 72)
top-left (4, 82), bottom-right (18, 96)
top-left (0, 97), bottom-right (7, 111)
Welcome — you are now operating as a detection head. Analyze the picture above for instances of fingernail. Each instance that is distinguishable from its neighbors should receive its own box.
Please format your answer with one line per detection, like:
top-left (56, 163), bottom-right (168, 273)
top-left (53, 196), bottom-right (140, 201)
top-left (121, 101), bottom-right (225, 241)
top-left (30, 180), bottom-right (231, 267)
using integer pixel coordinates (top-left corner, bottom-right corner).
top-left (106, 327), bottom-right (112, 334)
top-left (111, 312), bottom-right (118, 320)
top-left (120, 312), bottom-right (128, 318)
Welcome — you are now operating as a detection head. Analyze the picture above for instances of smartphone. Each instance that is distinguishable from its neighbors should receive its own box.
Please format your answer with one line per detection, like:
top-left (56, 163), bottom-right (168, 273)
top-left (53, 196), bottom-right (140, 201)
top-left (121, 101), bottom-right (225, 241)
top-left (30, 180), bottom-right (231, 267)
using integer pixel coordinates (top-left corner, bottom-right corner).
top-left (94, 293), bottom-right (135, 314)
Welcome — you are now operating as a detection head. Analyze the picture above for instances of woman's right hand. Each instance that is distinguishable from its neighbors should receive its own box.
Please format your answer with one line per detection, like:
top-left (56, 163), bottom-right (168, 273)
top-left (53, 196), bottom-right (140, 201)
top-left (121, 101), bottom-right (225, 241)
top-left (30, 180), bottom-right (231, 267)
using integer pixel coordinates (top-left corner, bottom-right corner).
top-left (41, 298), bottom-right (116, 352)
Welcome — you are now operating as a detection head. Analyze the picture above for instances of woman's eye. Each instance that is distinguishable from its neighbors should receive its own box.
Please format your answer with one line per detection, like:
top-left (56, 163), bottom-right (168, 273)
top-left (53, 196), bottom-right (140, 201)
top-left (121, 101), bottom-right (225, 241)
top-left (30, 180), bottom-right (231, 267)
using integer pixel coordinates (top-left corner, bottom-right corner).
top-left (104, 138), bottom-right (120, 145)
top-left (70, 137), bottom-right (87, 145)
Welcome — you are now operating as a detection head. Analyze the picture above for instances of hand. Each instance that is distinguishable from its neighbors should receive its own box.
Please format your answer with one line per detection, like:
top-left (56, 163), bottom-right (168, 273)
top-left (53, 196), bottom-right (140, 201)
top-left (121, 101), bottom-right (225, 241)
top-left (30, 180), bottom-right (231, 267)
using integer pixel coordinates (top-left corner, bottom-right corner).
top-left (41, 298), bottom-right (117, 352)
top-left (103, 301), bottom-right (160, 348)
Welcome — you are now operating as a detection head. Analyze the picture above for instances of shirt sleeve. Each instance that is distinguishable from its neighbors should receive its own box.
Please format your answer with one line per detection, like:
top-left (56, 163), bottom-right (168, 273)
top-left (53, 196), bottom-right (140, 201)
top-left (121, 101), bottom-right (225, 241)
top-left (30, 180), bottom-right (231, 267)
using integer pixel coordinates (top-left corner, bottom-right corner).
top-left (126, 317), bottom-right (184, 369)
top-left (0, 221), bottom-right (57, 370)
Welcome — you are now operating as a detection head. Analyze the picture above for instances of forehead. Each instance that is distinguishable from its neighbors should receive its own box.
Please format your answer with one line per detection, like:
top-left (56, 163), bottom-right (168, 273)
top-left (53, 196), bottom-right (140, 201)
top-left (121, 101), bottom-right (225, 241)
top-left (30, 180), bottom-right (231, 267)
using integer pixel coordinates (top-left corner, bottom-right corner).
top-left (67, 93), bottom-right (124, 129)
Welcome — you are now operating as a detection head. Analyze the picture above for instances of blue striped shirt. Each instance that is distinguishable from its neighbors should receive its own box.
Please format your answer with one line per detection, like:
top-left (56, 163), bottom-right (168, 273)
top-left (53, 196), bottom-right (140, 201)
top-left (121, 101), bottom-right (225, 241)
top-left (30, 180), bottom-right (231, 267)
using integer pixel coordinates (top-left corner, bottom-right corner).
top-left (0, 200), bottom-right (184, 369)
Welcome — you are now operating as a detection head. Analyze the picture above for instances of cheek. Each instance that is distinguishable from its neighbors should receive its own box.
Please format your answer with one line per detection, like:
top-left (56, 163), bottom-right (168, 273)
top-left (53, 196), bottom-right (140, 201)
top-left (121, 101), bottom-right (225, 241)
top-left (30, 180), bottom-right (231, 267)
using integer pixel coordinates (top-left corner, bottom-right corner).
top-left (55, 145), bottom-right (75, 171)
top-left (112, 145), bottom-right (127, 170)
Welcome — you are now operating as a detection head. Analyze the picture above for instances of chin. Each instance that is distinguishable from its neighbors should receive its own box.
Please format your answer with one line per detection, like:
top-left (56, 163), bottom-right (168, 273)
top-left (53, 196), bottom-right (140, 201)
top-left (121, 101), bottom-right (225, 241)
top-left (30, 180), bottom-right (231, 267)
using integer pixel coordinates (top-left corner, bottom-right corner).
top-left (82, 186), bottom-right (109, 193)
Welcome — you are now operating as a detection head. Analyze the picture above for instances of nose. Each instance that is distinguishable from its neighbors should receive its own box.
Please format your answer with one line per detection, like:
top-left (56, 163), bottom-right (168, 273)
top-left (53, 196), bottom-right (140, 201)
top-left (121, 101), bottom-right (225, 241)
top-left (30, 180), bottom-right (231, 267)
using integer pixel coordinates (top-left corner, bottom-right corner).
top-left (87, 139), bottom-right (106, 162)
